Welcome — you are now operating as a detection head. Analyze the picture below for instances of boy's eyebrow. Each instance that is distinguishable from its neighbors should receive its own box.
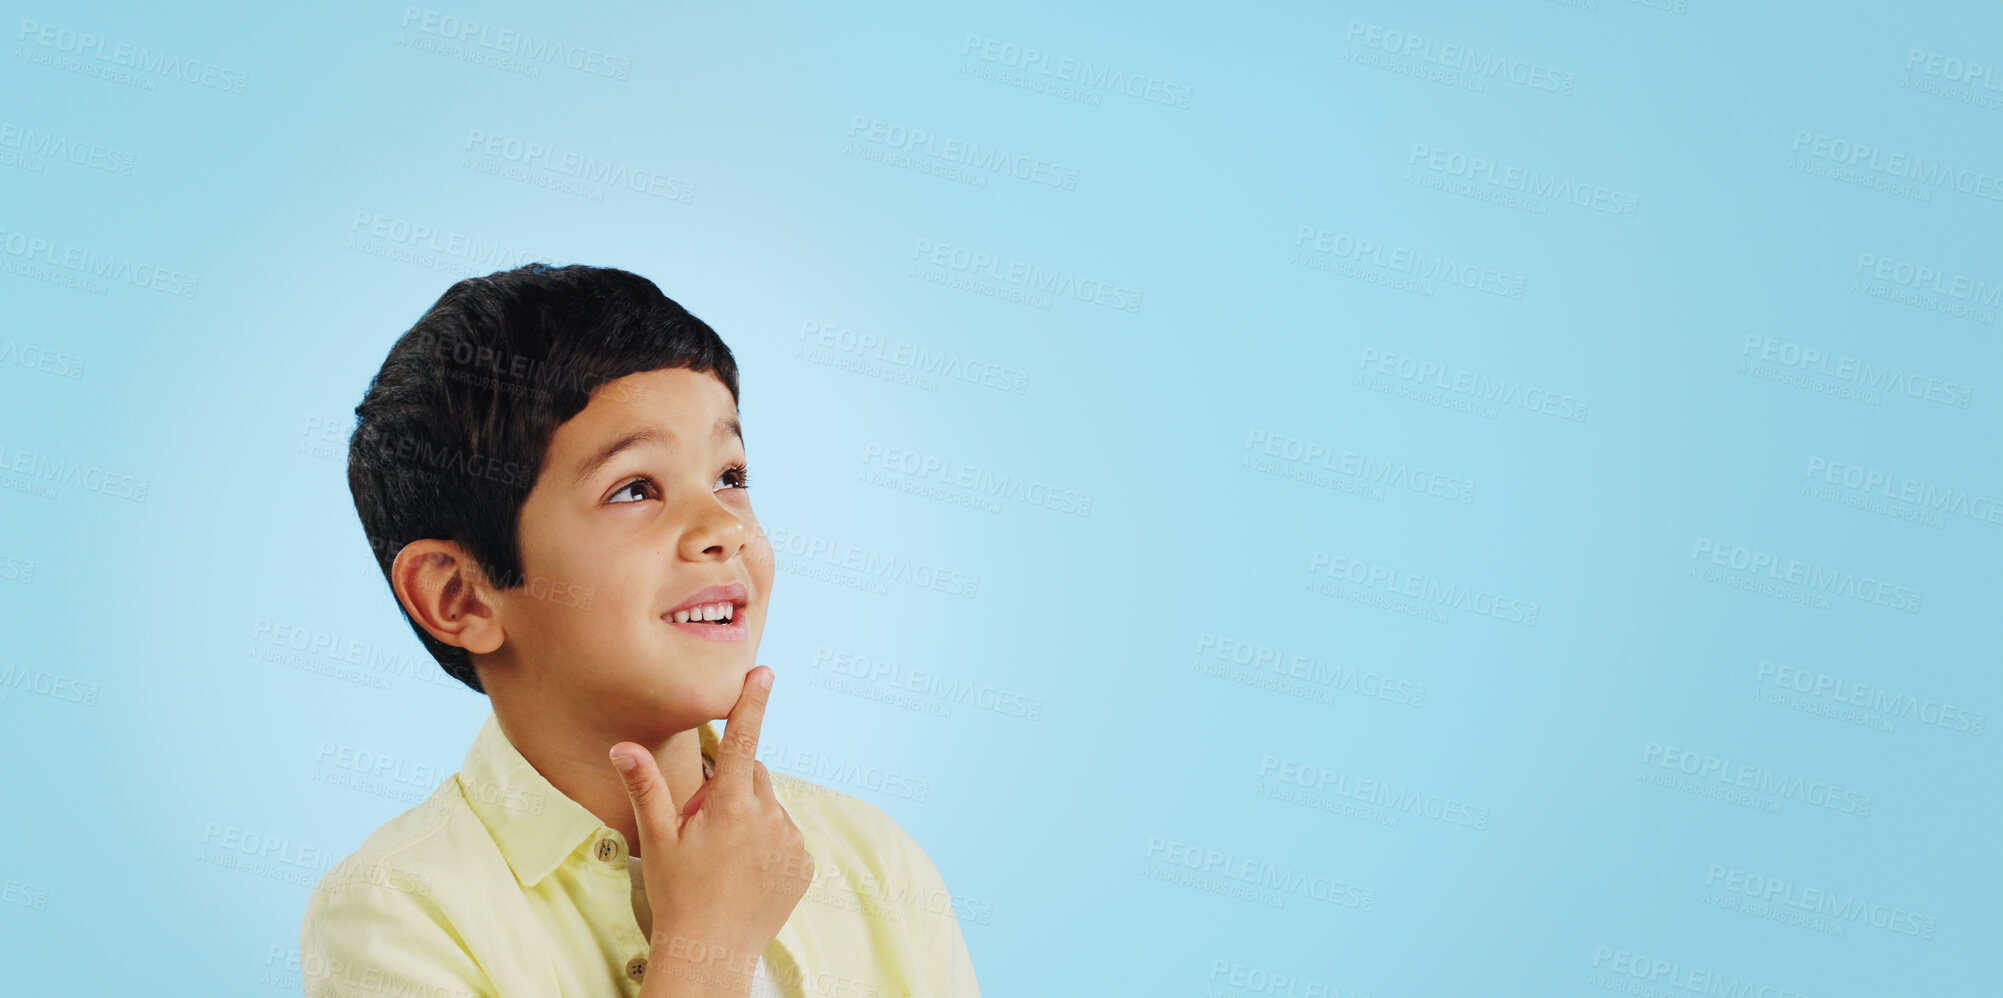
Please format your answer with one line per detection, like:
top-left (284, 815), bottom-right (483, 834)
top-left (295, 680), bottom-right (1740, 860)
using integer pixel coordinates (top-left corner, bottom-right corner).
top-left (571, 417), bottom-right (743, 488)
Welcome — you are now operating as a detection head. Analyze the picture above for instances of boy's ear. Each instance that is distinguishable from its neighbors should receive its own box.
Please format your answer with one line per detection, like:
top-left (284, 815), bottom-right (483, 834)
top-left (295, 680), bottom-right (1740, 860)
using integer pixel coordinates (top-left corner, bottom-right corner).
top-left (390, 540), bottom-right (506, 655)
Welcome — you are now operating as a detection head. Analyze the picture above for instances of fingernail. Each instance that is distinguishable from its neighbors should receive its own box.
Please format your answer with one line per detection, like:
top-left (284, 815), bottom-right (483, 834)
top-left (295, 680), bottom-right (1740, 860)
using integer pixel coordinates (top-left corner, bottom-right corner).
top-left (611, 750), bottom-right (636, 773)
top-left (757, 668), bottom-right (773, 690)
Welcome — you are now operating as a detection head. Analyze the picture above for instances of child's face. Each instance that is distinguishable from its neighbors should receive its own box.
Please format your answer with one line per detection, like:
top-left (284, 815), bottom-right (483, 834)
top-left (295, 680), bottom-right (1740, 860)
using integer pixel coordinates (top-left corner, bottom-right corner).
top-left (497, 367), bottom-right (774, 730)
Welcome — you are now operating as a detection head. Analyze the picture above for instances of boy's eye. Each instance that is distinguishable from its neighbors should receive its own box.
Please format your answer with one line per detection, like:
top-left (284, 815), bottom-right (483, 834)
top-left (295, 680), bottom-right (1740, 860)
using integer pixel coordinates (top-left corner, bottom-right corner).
top-left (607, 467), bottom-right (746, 504)
top-left (715, 464), bottom-right (752, 492)
top-left (608, 477), bottom-right (656, 504)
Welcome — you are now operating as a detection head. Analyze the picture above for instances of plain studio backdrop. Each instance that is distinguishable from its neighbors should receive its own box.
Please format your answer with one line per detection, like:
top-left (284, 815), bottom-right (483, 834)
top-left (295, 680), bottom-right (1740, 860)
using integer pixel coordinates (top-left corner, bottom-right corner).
top-left (1, 0), bottom-right (1998, 994)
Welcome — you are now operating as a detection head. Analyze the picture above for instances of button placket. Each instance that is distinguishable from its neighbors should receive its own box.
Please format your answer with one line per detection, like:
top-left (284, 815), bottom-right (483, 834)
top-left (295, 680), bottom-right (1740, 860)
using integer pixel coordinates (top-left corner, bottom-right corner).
top-left (587, 829), bottom-right (648, 990)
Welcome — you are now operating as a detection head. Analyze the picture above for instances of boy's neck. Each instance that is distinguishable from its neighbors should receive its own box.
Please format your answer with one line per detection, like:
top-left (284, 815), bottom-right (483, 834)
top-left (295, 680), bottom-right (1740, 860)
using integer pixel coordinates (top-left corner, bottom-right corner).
top-left (486, 695), bottom-right (709, 859)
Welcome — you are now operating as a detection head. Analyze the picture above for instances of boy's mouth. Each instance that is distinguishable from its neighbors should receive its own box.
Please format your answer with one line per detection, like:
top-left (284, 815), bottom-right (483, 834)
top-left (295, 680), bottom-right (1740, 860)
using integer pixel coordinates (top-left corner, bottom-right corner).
top-left (664, 604), bottom-right (748, 642)
top-left (663, 582), bottom-right (750, 643)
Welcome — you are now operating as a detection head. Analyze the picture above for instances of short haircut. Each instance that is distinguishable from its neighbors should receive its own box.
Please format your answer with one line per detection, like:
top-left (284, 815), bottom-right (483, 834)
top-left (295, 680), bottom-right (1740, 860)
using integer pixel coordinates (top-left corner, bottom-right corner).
top-left (346, 263), bottom-right (740, 693)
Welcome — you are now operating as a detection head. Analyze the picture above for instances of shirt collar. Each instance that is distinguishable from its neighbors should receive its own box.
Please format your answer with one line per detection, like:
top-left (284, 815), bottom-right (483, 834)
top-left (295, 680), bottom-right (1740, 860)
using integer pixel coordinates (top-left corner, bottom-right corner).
top-left (458, 709), bottom-right (720, 888)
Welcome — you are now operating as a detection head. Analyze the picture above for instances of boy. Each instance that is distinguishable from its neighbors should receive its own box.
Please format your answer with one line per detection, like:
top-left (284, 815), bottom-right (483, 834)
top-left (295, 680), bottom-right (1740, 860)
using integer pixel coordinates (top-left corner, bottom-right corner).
top-left (300, 264), bottom-right (980, 998)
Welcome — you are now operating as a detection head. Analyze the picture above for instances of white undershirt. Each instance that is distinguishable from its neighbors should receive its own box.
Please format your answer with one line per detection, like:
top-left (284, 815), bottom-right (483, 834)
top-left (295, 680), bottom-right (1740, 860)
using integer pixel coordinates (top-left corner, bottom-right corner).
top-left (628, 853), bottom-right (780, 998)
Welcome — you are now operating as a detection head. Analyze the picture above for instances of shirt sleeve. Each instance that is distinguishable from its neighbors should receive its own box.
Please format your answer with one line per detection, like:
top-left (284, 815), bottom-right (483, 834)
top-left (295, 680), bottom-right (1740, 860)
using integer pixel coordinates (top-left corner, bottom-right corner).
top-left (895, 830), bottom-right (981, 998)
top-left (299, 880), bottom-right (498, 998)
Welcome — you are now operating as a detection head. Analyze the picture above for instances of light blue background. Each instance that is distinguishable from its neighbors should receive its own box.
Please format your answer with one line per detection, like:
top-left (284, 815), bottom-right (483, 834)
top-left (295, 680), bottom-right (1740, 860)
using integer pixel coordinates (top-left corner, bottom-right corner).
top-left (2, 1), bottom-right (1998, 994)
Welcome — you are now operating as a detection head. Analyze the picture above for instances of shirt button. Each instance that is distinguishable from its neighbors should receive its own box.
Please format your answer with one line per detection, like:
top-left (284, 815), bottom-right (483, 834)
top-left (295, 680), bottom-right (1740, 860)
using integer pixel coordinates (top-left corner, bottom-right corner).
top-left (596, 837), bottom-right (620, 862)
top-left (626, 956), bottom-right (647, 981)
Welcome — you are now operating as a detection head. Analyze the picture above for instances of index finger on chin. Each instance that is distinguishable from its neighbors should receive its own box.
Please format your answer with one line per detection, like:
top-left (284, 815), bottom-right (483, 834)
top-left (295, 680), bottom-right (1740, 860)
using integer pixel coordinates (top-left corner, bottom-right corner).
top-left (712, 666), bottom-right (772, 793)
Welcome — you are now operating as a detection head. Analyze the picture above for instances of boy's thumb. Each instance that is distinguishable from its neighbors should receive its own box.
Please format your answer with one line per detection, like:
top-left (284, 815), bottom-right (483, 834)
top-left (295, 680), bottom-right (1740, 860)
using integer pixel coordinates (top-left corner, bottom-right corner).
top-left (610, 744), bottom-right (675, 844)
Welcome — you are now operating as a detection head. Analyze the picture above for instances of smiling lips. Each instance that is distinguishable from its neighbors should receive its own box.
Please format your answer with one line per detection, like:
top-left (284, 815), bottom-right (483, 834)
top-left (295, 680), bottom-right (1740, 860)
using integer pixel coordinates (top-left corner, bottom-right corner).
top-left (664, 582), bottom-right (749, 642)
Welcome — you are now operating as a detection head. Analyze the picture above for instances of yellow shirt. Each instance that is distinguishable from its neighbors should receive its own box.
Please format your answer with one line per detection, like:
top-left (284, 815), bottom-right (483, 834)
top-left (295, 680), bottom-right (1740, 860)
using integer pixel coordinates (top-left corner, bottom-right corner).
top-left (298, 711), bottom-right (980, 998)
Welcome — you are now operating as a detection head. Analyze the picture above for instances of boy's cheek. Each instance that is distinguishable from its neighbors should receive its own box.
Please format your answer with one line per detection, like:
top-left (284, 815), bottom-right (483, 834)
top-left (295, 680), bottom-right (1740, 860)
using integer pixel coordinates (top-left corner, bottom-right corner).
top-left (744, 526), bottom-right (776, 582)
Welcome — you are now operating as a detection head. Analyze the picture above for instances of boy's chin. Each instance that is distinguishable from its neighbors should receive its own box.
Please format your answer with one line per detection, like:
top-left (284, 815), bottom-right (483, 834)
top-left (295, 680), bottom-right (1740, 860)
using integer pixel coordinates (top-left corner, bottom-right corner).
top-left (701, 663), bottom-right (759, 719)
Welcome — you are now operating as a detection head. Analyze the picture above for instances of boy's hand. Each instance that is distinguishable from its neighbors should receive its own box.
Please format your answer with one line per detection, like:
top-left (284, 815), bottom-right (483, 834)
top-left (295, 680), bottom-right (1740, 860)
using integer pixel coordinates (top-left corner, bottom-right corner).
top-left (610, 667), bottom-right (815, 997)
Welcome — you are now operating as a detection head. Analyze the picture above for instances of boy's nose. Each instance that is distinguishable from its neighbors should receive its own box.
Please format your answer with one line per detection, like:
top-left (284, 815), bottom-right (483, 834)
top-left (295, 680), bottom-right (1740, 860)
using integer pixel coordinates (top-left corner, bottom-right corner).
top-left (679, 502), bottom-right (748, 561)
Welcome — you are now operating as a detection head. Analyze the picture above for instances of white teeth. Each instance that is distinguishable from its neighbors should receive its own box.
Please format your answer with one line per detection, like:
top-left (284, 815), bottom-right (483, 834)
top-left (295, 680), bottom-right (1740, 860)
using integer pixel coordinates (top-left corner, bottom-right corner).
top-left (675, 602), bottom-right (737, 624)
